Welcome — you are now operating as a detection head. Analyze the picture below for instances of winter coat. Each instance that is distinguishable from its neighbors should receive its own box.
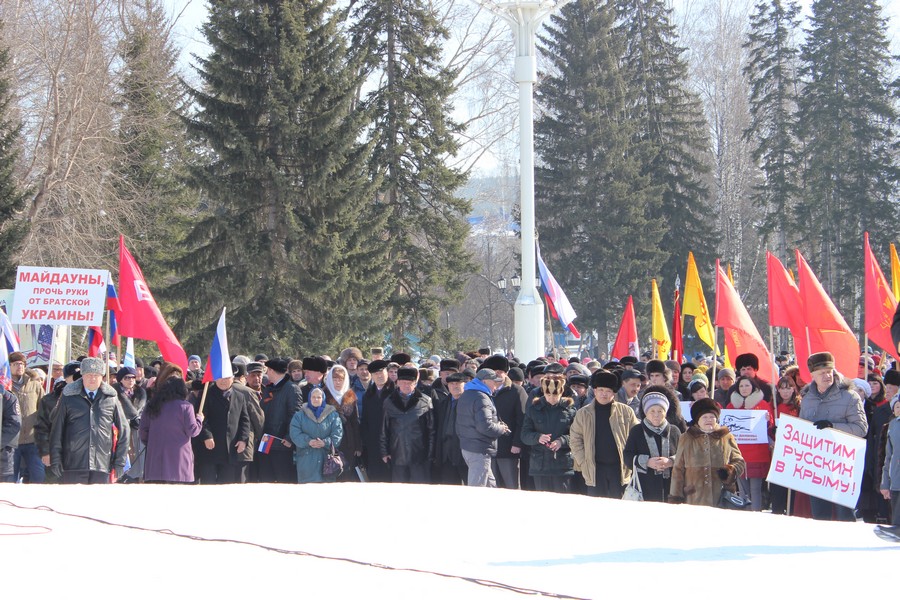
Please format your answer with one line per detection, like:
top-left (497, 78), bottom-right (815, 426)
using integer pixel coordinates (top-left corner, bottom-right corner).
top-left (326, 388), bottom-right (361, 470)
top-left (1, 390), bottom-right (21, 477)
top-left (725, 389), bottom-right (774, 478)
top-left (360, 381), bottom-right (393, 475)
top-left (880, 417), bottom-right (900, 491)
top-left (799, 373), bottom-right (867, 438)
top-left (290, 403), bottom-right (343, 483)
top-left (433, 385), bottom-right (464, 468)
top-left (638, 385), bottom-right (687, 432)
top-left (493, 381), bottom-right (526, 458)
top-left (569, 400), bottom-right (639, 487)
top-left (11, 371), bottom-right (44, 444)
top-left (456, 379), bottom-right (507, 456)
top-left (112, 382), bottom-right (147, 431)
top-left (623, 421), bottom-right (681, 502)
top-left (521, 396), bottom-right (577, 477)
top-left (194, 384), bottom-right (252, 465)
top-left (260, 376), bottom-right (303, 452)
top-left (380, 388), bottom-right (435, 466)
top-left (33, 386), bottom-right (62, 457)
top-left (243, 389), bottom-right (265, 462)
top-left (670, 424), bottom-right (745, 507)
top-left (139, 398), bottom-right (202, 482)
top-left (50, 381), bottom-right (129, 475)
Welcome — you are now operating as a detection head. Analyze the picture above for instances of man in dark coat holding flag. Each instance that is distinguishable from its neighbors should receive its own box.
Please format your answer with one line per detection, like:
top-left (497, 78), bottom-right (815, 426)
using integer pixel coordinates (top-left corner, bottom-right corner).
top-left (257, 358), bottom-right (302, 483)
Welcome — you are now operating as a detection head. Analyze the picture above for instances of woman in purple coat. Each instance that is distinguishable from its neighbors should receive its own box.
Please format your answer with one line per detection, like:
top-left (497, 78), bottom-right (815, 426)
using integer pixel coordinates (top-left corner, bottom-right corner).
top-left (139, 363), bottom-right (203, 483)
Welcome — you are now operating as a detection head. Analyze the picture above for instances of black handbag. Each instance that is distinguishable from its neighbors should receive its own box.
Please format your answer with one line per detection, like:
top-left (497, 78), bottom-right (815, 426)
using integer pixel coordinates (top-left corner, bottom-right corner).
top-left (718, 486), bottom-right (751, 510)
top-left (322, 442), bottom-right (345, 478)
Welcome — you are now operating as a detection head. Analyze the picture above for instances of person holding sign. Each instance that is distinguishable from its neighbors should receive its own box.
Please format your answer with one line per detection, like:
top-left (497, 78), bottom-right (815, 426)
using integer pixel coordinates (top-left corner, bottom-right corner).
top-left (669, 399), bottom-right (745, 507)
top-left (800, 351), bottom-right (867, 521)
top-left (726, 376), bottom-right (774, 511)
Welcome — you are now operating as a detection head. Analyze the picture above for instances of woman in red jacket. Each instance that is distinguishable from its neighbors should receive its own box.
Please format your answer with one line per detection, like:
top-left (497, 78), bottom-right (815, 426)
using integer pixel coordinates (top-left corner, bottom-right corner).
top-left (726, 376), bottom-right (774, 511)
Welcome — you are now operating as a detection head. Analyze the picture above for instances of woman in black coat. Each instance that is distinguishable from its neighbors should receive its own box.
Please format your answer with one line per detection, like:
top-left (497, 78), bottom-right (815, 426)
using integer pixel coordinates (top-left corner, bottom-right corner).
top-left (520, 374), bottom-right (577, 493)
top-left (623, 386), bottom-right (681, 502)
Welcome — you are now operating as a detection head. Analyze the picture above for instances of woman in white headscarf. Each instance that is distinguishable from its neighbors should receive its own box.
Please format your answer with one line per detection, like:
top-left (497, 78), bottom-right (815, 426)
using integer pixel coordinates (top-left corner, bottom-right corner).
top-left (324, 365), bottom-right (362, 479)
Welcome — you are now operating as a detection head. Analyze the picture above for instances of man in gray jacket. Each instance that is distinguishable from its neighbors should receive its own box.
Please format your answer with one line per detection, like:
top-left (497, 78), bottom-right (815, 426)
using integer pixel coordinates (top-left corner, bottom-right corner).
top-left (800, 351), bottom-right (867, 521)
top-left (455, 368), bottom-right (509, 487)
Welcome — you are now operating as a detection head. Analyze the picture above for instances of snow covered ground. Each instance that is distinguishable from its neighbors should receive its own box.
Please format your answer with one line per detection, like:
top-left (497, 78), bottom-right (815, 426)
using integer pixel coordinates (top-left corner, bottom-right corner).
top-left (0, 482), bottom-right (895, 598)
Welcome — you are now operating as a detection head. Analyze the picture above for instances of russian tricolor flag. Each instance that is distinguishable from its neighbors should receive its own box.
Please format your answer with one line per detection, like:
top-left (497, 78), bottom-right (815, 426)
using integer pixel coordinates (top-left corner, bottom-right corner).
top-left (87, 326), bottom-right (106, 358)
top-left (536, 243), bottom-right (580, 339)
top-left (258, 433), bottom-right (275, 454)
top-left (107, 283), bottom-right (121, 346)
top-left (202, 307), bottom-right (232, 383)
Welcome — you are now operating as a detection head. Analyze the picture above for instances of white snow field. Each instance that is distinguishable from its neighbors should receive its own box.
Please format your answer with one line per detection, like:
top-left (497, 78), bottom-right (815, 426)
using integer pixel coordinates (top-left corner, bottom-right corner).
top-left (0, 482), bottom-right (895, 598)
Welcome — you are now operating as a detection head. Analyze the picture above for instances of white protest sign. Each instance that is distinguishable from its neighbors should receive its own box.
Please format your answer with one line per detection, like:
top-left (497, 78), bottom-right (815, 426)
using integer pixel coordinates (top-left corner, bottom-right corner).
top-left (679, 401), bottom-right (692, 421)
top-left (720, 409), bottom-right (769, 444)
top-left (766, 414), bottom-right (866, 509)
top-left (11, 266), bottom-right (108, 326)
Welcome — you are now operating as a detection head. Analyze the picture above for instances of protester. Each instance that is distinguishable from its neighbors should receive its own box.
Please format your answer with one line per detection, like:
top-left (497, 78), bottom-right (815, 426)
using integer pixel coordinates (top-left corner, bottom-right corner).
top-left (257, 358), bottom-right (302, 483)
top-left (194, 375), bottom-right (251, 484)
top-left (800, 351), bottom-right (867, 521)
top-left (879, 397), bottom-right (900, 538)
top-left (521, 372), bottom-right (577, 493)
top-left (433, 370), bottom-right (468, 485)
top-left (9, 352), bottom-right (45, 483)
top-left (570, 370), bottom-right (639, 498)
top-left (670, 398), bottom-right (745, 507)
top-left (324, 364), bottom-right (361, 480)
top-left (380, 366), bottom-right (435, 483)
top-left (455, 368), bottom-right (509, 487)
top-left (139, 363), bottom-right (203, 483)
top-left (726, 375), bottom-right (774, 511)
top-left (623, 386), bottom-right (681, 502)
top-left (50, 357), bottom-right (129, 484)
top-left (1, 387), bottom-right (21, 482)
top-left (360, 359), bottom-right (393, 482)
top-left (290, 387), bottom-right (343, 483)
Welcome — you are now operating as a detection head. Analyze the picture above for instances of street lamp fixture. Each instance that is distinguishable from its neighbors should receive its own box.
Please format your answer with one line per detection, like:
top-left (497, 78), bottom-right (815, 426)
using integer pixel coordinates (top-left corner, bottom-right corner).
top-left (474, 0), bottom-right (573, 360)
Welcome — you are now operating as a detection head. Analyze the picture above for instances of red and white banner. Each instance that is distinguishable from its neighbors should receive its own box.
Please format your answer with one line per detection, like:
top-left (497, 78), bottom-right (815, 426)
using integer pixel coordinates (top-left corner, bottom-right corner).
top-left (11, 266), bottom-right (108, 326)
top-left (766, 415), bottom-right (866, 509)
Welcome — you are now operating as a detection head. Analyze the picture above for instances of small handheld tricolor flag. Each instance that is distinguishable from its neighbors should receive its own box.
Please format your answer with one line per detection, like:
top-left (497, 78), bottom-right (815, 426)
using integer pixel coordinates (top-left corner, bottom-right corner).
top-left (258, 434), bottom-right (280, 454)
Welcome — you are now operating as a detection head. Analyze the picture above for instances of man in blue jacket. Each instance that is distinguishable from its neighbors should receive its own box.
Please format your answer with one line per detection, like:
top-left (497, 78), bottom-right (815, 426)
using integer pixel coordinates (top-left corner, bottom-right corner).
top-left (456, 368), bottom-right (509, 487)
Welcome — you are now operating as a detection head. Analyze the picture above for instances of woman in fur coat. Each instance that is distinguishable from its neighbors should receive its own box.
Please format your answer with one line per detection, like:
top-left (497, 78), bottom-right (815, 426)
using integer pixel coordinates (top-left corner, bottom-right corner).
top-left (670, 399), bottom-right (745, 507)
top-left (521, 373), bottom-right (577, 493)
top-left (324, 365), bottom-right (362, 480)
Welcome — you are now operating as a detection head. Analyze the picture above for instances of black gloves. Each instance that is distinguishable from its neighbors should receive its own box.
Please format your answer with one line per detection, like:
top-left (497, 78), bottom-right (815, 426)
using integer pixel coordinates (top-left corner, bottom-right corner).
top-left (813, 420), bottom-right (833, 430)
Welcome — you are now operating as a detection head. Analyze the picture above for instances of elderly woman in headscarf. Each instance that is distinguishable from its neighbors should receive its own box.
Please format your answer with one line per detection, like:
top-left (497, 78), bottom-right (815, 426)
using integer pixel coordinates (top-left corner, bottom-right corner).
top-left (623, 386), bottom-right (681, 502)
top-left (290, 387), bottom-right (343, 483)
top-left (324, 364), bottom-right (362, 480)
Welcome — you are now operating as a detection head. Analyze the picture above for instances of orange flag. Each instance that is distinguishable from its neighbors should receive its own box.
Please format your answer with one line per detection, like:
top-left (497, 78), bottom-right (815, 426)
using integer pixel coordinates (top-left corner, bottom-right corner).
top-left (795, 249), bottom-right (859, 377)
top-left (611, 296), bottom-right (639, 360)
top-left (715, 260), bottom-right (776, 383)
top-left (864, 232), bottom-right (899, 360)
top-left (767, 251), bottom-right (818, 381)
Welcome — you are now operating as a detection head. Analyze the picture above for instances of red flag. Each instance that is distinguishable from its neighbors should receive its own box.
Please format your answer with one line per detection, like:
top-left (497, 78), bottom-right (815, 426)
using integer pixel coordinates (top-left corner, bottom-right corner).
top-left (671, 288), bottom-right (683, 362)
top-left (118, 235), bottom-right (188, 373)
top-left (714, 260), bottom-right (776, 383)
top-left (864, 232), bottom-right (899, 361)
top-left (767, 252), bottom-right (816, 381)
top-left (611, 296), bottom-right (639, 360)
top-left (795, 249), bottom-right (859, 377)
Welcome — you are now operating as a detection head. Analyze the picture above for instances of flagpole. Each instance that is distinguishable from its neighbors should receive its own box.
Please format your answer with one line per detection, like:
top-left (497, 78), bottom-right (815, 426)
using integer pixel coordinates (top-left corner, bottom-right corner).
top-left (544, 302), bottom-right (554, 358)
top-left (104, 308), bottom-right (111, 379)
top-left (198, 381), bottom-right (209, 417)
top-left (769, 324), bottom-right (779, 418)
top-left (863, 334), bottom-right (869, 380)
top-left (44, 325), bottom-right (56, 395)
top-left (710, 326), bottom-right (718, 392)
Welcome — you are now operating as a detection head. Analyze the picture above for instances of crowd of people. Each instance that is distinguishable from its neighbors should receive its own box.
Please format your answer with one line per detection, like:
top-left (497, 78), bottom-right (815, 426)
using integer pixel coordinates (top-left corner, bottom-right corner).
top-left (1, 343), bottom-right (897, 527)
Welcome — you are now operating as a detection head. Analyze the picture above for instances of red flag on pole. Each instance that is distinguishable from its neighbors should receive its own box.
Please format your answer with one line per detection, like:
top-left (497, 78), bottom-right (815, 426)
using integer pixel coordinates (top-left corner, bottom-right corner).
top-left (611, 296), bottom-right (639, 360)
top-left (671, 287), bottom-right (683, 362)
top-left (795, 249), bottom-right (859, 377)
top-left (715, 260), bottom-right (776, 383)
top-left (117, 235), bottom-right (188, 373)
top-left (767, 251), bottom-right (816, 381)
top-left (864, 232), bottom-right (899, 361)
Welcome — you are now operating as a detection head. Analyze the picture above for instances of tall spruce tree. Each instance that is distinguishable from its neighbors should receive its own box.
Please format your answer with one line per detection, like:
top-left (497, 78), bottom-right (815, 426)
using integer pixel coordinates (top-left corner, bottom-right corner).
top-left (0, 22), bottom-right (29, 288)
top-left (614, 0), bottom-right (714, 297)
top-left (350, 0), bottom-right (472, 353)
top-left (113, 0), bottom-right (194, 282)
top-left (535, 0), bottom-right (665, 345)
top-left (177, 0), bottom-right (393, 355)
top-left (743, 0), bottom-right (801, 262)
top-left (797, 0), bottom-right (899, 322)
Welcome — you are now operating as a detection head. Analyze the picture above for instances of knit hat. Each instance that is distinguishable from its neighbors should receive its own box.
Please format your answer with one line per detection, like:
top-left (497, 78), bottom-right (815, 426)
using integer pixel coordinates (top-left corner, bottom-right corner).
top-left (80, 357), bottom-right (105, 376)
top-left (690, 398), bottom-right (721, 423)
top-left (807, 351), bottom-right (834, 373)
top-left (688, 379), bottom-right (708, 395)
top-left (115, 367), bottom-right (137, 382)
top-left (507, 367), bottom-right (525, 383)
top-left (717, 368), bottom-right (736, 381)
top-left (642, 390), bottom-right (670, 414)
top-left (188, 355), bottom-right (202, 364)
top-left (891, 396), bottom-right (900, 412)
top-left (852, 378), bottom-right (872, 399)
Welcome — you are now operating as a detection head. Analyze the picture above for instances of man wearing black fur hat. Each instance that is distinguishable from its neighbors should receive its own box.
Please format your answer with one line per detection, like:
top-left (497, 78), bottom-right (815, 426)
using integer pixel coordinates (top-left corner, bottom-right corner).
top-left (257, 358), bottom-right (303, 483)
top-left (483, 354), bottom-right (527, 489)
top-left (361, 359), bottom-right (394, 482)
top-left (299, 356), bottom-right (328, 403)
top-left (380, 366), bottom-right (435, 483)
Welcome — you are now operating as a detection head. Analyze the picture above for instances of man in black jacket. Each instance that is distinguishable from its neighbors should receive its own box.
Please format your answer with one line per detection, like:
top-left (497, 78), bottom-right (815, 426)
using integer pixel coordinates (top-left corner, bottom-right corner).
top-left (194, 376), bottom-right (252, 484)
top-left (50, 357), bottom-right (129, 484)
top-left (380, 366), bottom-right (435, 483)
top-left (361, 360), bottom-right (393, 482)
top-left (257, 358), bottom-right (302, 483)
top-left (1, 388), bottom-right (20, 482)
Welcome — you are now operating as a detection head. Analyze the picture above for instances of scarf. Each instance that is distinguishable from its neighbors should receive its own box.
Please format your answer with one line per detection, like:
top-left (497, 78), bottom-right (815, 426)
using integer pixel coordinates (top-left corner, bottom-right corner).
top-left (309, 401), bottom-right (326, 420)
top-left (640, 419), bottom-right (672, 479)
top-left (730, 388), bottom-right (764, 409)
top-left (325, 366), bottom-right (350, 403)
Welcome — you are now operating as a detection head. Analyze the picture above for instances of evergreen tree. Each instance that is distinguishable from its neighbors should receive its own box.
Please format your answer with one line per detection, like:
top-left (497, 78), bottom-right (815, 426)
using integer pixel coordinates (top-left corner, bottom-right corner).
top-left (176, 0), bottom-right (393, 355)
top-left (0, 22), bottom-right (30, 288)
top-left (743, 0), bottom-right (802, 262)
top-left (535, 0), bottom-right (665, 344)
top-left (797, 0), bottom-right (899, 321)
top-left (113, 0), bottom-right (194, 282)
top-left (614, 0), bottom-right (714, 297)
top-left (351, 0), bottom-right (472, 353)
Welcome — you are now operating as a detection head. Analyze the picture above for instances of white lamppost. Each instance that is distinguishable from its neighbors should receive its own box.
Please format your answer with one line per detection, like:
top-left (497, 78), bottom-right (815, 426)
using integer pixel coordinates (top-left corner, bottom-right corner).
top-left (479, 0), bottom-right (571, 361)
